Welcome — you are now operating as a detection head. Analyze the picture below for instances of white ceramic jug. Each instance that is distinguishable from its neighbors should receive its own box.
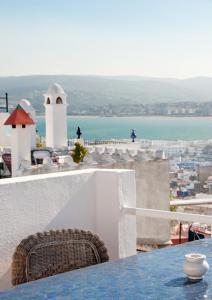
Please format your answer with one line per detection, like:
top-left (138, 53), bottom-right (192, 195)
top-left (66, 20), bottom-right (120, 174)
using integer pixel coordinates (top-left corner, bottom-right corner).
top-left (183, 253), bottom-right (209, 280)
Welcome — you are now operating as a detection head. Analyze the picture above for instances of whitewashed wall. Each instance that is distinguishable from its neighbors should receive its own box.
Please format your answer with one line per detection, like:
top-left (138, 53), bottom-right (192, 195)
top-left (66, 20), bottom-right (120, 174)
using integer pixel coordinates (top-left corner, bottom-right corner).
top-left (94, 151), bottom-right (171, 246)
top-left (0, 169), bottom-right (136, 289)
top-left (0, 113), bottom-right (11, 147)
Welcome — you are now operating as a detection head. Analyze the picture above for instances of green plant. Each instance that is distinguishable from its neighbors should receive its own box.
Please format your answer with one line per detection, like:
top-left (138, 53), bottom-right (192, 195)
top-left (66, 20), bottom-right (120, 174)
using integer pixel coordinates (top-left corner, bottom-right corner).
top-left (170, 205), bottom-right (177, 212)
top-left (71, 142), bottom-right (88, 164)
top-left (170, 195), bottom-right (177, 212)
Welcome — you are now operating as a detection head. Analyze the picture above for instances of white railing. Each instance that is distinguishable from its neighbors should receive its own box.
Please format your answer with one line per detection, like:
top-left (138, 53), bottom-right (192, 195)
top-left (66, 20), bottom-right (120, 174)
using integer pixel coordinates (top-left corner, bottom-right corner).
top-left (171, 199), bottom-right (212, 206)
top-left (123, 206), bottom-right (212, 237)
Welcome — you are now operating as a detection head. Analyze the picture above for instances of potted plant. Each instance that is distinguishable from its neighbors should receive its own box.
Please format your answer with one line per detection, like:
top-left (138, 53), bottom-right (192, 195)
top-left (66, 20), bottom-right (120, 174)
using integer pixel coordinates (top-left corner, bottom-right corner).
top-left (71, 142), bottom-right (88, 164)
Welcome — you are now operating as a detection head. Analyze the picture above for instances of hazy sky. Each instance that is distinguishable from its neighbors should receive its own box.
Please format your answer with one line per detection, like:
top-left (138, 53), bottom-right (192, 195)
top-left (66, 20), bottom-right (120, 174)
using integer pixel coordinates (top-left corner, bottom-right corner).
top-left (0, 0), bottom-right (212, 78)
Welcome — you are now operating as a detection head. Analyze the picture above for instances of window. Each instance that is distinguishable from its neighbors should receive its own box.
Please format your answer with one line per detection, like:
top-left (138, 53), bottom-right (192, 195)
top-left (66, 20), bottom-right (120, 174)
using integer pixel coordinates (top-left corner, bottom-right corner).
top-left (12, 125), bottom-right (16, 129)
top-left (46, 98), bottom-right (51, 104)
top-left (56, 97), bottom-right (63, 104)
top-left (22, 125), bottom-right (26, 128)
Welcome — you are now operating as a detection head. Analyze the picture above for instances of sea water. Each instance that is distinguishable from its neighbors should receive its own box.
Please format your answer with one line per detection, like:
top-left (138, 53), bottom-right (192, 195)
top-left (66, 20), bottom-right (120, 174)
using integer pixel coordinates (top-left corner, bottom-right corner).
top-left (36, 116), bottom-right (212, 141)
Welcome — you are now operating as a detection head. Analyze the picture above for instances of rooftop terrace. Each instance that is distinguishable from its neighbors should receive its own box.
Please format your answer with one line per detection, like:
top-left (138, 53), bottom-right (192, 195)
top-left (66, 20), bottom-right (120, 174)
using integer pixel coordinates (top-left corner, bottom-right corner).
top-left (0, 167), bottom-right (212, 298)
top-left (1, 239), bottom-right (212, 299)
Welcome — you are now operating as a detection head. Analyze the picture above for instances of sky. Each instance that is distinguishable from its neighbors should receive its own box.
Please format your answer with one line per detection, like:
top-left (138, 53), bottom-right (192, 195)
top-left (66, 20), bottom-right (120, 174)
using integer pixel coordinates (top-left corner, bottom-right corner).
top-left (0, 0), bottom-right (212, 78)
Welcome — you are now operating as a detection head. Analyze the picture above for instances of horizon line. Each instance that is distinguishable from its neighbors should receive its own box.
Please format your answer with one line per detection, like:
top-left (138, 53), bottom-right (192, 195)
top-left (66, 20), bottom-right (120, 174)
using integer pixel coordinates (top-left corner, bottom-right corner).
top-left (0, 74), bottom-right (212, 80)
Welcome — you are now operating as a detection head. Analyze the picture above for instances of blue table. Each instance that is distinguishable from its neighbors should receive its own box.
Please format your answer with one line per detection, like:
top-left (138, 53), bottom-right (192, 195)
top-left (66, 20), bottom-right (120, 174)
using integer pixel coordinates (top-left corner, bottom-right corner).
top-left (1, 239), bottom-right (212, 299)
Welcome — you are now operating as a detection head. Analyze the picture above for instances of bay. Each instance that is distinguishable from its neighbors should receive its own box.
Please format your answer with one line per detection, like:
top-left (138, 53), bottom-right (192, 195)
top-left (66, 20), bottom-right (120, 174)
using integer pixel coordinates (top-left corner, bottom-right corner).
top-left (36, 116), bottom-right (212, 141)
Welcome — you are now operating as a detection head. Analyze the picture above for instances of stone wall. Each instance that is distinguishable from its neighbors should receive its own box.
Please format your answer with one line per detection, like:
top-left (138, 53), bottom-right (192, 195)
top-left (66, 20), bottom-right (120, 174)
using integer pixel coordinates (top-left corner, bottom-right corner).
top-left (135, 160), bottom-right (170, 245)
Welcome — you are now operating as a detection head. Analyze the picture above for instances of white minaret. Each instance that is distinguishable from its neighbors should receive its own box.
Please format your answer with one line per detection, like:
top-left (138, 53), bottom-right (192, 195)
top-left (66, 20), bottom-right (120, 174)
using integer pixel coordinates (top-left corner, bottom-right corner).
top-left (19, 99), bottom-right (37, 148)
top-left (44, 83), bottom-right (68, 148)
top-left (4, 105), bottom-right (34, 177)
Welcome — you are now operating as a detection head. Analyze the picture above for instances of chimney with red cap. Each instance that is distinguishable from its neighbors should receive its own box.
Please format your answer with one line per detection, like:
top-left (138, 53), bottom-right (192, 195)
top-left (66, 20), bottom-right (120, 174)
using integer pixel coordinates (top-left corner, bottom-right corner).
top-left (4, 105), bottom-right (34, 177)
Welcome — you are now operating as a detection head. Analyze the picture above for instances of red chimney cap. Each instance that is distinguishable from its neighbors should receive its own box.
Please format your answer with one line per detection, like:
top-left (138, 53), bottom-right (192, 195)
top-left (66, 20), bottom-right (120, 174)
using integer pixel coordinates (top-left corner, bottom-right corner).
top-left (4, 105), bottom-right (35, 125)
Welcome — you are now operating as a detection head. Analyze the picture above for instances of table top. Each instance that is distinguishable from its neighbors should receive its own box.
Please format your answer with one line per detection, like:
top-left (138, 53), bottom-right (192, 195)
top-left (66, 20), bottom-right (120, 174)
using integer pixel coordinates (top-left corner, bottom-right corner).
top-left (1, 239), bottom-right (212, 300)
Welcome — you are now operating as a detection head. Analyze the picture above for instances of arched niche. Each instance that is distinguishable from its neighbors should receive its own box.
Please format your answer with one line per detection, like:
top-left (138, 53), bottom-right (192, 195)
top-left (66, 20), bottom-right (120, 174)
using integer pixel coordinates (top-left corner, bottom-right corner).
top-left (46, 98), bottom-right (51, 104)
top-left (56, 97), bottom-right (63, 104)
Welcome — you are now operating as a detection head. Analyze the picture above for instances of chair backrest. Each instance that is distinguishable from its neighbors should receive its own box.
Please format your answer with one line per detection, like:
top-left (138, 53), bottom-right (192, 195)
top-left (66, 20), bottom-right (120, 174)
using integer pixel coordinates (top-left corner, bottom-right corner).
top-left (12, 229), bottom-right (109, 285)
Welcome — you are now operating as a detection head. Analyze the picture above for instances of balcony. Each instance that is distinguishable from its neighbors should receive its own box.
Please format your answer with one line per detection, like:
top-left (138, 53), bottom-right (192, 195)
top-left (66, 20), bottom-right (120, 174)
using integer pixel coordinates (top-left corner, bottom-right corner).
top-left (0, 167), bottom-right (212, 297)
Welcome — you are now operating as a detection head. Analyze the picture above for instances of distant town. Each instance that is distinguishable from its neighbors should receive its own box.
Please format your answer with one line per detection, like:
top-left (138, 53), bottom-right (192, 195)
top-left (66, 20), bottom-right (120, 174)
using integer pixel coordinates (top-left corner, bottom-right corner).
top-left (70, 101), bottom-right (212, 117)
top-left (1, 75), bottom-right (212, 117)
top-left (5, 99), bottom-right (212, 117)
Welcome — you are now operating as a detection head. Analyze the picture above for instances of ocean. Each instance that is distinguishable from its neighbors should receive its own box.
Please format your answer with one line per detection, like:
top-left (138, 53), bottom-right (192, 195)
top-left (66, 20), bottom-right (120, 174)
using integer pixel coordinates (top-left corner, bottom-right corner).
top-left (36, 116), bottom-right (212, 141)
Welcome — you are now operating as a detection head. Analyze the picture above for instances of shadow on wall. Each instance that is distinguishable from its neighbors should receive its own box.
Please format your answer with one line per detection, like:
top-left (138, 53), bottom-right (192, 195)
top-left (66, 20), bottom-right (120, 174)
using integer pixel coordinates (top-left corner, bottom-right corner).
top-left (44, 176), bottom-right (96, 231)
top-left (0, 174), bottom-right (95, 290)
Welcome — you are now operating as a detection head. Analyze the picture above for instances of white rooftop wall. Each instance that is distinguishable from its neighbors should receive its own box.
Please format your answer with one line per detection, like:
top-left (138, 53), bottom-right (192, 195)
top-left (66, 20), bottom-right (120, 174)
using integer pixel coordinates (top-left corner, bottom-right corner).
top-left (0, 169), bottom-right (136, 289)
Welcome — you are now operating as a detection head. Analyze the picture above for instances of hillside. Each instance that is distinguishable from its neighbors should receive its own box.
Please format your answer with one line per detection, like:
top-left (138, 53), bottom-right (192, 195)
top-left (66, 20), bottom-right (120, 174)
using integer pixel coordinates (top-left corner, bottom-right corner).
top-left (0, 75), bottom-right (212, 114)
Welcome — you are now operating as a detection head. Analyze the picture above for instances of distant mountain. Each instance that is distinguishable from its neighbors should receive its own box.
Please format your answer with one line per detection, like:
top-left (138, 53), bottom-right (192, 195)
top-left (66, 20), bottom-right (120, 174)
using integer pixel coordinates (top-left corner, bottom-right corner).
top-left (0, 75), bottom-right (212, 114)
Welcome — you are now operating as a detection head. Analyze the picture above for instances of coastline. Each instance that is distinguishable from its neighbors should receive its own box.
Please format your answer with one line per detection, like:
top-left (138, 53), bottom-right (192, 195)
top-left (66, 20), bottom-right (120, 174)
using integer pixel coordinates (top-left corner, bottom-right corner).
top-left (36, 115), bottom-right (212, 141)
top-left (36, 115), bottom-right (212, 119)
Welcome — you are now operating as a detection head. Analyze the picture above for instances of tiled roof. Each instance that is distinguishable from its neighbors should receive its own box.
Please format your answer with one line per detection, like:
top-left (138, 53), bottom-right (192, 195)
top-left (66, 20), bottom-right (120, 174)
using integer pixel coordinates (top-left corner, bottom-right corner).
top-left (4, 105), bottom-right (34, 125)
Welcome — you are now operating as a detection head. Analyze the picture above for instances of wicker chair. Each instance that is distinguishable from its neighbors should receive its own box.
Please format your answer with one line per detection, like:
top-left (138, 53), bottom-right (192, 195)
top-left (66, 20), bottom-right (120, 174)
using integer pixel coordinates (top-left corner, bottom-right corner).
top-left (12, 229), bottom-right (109, 285)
